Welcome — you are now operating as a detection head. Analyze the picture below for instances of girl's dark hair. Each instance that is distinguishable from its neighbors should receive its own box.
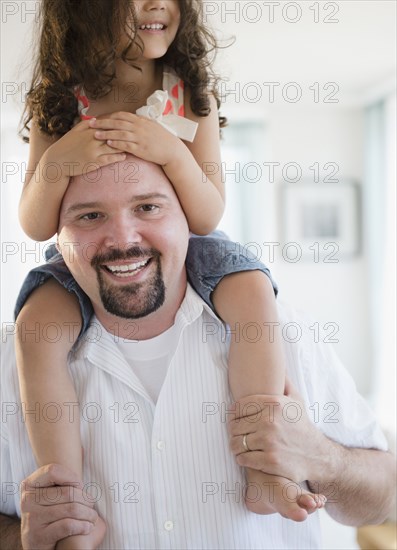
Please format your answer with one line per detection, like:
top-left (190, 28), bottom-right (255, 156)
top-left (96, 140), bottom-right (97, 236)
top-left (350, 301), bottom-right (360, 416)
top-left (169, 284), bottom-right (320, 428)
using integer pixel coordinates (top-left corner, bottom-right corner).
top-left (20, 0), bottom-right (226, 141)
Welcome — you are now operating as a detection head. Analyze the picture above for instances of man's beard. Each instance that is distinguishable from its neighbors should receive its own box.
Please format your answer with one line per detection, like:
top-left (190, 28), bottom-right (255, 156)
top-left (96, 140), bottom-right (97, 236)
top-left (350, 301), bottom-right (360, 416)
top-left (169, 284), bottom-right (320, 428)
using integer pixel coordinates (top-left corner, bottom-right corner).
top-left (91, 246), bottom-right (165, 319)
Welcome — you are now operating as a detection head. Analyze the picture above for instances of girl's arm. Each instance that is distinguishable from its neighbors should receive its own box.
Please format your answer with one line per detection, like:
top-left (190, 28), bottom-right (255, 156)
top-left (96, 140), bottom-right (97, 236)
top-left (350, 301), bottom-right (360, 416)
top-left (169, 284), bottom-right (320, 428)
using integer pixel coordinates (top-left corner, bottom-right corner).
top-left (14, 281), bottom-right (108, 548)
top-left (19, 120), bottom-right (67, 240)
top-left (90, 92), bottom-right (225, 235)
top-left (15, 280), bottom-right (84, 479)
top-left (19, 120), bottom-right (126, 241)
top-left (164, 90), bottom-right (225, 234)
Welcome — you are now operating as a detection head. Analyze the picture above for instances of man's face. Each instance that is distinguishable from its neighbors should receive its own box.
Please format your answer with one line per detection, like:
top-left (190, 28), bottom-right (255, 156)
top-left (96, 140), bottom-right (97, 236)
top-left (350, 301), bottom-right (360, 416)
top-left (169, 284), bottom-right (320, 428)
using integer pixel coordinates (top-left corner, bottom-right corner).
top-left (57, 157), bottom-right (189, 327)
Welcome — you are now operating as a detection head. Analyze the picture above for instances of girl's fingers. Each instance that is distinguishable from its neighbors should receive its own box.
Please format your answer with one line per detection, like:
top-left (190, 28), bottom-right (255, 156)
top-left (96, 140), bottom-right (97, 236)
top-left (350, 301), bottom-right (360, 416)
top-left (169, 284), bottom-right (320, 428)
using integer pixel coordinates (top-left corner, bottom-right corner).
top-left (93, 121), bottom-right (135, 132)
top-left (107, 111), bottom-right (139, 121)
top-left (89, 113), bottom-right (139, 129)
top-left (81, 153), bottom-right (126, 173)
top-left (105, 140), bottom-right (137, 153)
top-left (95, 130), bottom-right (139, 142)
top-left (98, 142), bottom-right (128, 154)
top-left (98, 153), bottom-right (127, 165)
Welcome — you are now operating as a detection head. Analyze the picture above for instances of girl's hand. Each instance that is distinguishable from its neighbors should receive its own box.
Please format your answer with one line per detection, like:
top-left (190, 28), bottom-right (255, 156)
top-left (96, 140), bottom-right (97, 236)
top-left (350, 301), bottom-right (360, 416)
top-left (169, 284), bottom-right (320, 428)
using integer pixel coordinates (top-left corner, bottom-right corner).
top-left (47, 119), bottom-right (127, 178)
top-left (90, 112), bottom-right (184, 167)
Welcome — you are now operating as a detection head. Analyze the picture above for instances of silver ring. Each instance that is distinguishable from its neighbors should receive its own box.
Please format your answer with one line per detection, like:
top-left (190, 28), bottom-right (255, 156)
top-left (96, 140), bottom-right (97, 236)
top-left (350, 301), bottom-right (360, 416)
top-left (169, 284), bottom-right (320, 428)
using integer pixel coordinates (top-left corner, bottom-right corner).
top-left (242, 434), bottom-right (250, 452)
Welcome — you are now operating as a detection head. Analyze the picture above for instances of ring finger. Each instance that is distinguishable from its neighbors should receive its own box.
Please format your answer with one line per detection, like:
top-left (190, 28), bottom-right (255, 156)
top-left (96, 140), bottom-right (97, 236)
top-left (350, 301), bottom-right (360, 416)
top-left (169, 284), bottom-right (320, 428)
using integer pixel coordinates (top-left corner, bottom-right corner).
top-left (230, 431), bottom-right (258, 455)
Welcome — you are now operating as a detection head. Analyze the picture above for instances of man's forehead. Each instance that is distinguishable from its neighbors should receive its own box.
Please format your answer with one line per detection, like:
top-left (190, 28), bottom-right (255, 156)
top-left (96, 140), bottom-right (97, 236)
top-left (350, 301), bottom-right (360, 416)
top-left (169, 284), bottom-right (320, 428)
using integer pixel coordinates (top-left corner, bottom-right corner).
top-left (68, 158), bottom-right (172, 199)
top-left (107, 158), bottom-right (167, 184)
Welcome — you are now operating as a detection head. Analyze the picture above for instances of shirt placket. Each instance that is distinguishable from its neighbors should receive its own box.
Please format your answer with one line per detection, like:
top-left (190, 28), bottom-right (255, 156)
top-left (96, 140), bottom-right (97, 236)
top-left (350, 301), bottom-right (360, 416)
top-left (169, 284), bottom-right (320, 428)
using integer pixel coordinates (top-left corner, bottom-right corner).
top-left (150, 362), bottom-right (184, 549)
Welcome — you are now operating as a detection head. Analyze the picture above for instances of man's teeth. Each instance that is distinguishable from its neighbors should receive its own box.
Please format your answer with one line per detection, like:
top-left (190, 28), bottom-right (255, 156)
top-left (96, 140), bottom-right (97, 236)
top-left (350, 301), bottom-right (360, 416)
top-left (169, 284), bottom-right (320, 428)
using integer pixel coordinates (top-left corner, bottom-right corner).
top-left (106, 260), bottom-right (148, 276)
top-left (139, 23), bottom-right (165, 30)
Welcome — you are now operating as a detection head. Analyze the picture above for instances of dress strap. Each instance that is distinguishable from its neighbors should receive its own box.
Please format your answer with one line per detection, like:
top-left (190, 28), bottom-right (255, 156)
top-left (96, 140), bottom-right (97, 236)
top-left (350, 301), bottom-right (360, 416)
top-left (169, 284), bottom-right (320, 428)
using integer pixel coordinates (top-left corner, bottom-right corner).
top-left (162, 68), bottom-right (185, 117)
top-left (74, 86), bottom-right (93, 120)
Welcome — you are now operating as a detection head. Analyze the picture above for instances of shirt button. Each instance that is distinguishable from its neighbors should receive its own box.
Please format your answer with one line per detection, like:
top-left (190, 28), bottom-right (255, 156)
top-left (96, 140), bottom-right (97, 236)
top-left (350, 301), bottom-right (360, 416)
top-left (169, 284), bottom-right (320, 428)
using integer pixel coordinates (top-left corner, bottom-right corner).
top-left (164, 520), bottom-right (174, 531)
top-left (157, 441), bottom-right (165, 451)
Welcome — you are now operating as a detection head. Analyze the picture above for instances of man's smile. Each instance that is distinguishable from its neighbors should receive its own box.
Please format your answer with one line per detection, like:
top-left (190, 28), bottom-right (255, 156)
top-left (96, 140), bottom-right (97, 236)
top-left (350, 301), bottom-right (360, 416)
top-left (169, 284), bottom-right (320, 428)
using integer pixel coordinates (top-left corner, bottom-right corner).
top-left (91, 246), bottom-right (160, 284)
top-left (103, 258), bottom-right (151, 278)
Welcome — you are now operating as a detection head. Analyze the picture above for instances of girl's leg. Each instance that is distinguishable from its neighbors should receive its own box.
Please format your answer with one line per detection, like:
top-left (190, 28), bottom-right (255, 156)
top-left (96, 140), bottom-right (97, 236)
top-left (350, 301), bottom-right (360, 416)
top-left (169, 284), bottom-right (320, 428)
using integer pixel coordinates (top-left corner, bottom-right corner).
top-left (212, 270), bottom-right (326, 521)
top-left (15, 279), bottom-right (104, 549)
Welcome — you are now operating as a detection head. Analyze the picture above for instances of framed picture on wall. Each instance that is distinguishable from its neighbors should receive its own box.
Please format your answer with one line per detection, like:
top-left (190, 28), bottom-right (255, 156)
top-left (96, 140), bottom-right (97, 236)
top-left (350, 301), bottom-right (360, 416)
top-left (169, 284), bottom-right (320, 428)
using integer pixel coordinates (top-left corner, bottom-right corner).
top-left (280, 180), bottom-right (361, 258)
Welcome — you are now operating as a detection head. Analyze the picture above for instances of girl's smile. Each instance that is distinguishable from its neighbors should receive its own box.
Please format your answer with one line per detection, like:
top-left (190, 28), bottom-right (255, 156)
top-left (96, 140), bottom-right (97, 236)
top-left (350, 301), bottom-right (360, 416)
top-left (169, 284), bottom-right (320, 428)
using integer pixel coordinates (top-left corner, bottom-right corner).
top-left (134, 0), bottom-right (180, 60)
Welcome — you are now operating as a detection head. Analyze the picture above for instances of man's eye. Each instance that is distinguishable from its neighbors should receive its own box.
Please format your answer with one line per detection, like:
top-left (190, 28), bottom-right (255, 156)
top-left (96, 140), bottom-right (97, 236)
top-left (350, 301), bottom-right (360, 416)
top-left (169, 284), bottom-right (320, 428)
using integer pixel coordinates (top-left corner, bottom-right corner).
top-left (137, 204), bottom-right (159, 213)
top-left (81, 212), bottom-right (100, 220)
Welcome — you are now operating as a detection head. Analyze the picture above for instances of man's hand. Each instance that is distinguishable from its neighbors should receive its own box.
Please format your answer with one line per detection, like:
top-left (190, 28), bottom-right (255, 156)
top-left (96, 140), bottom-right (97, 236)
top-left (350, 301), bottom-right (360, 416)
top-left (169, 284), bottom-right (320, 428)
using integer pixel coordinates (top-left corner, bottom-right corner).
top-left (20, 464), bottom-right (104, 550)
top-left (228, 382), bottom-right (396, 526)
top-left (228, 380), bottom-right (336, 485)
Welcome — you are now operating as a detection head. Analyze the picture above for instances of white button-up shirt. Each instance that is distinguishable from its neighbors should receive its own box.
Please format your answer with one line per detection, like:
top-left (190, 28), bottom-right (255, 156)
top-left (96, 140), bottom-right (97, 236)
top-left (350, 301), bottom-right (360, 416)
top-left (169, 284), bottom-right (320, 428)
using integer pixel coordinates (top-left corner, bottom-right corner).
top-left (0, 285), bottom-right (387, 549)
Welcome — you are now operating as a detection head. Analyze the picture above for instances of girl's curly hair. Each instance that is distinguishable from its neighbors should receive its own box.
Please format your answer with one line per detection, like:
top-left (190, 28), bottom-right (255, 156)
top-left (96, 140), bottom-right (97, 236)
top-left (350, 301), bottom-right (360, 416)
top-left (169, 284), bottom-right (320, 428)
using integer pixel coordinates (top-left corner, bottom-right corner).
top-left (21, 0), bottom-right (226, 141)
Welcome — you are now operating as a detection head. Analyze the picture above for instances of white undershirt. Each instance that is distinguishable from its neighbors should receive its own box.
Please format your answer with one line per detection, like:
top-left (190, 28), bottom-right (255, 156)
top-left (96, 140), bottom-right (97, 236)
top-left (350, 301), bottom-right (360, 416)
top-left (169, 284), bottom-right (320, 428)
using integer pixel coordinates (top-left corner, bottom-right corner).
top-left (114, 323), bottom-right (180, 403)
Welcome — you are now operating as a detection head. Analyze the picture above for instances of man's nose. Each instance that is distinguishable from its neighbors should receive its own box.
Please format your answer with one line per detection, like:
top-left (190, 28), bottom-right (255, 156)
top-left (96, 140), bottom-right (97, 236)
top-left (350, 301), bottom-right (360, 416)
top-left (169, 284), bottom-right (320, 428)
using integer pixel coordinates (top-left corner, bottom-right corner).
top-left (103, 216), bottom-right (143, 250)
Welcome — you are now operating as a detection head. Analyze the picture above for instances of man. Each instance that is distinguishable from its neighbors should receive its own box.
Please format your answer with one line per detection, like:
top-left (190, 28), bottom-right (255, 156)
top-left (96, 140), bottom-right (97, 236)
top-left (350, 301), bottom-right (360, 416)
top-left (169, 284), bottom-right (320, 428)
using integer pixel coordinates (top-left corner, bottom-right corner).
top-left (0, 156), bottom-right (395, 549)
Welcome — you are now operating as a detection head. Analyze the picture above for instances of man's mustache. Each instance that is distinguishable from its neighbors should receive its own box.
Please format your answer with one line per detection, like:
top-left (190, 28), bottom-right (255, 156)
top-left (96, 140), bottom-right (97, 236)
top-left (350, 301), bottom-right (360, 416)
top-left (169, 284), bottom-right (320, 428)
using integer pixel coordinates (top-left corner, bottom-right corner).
top-left (91, 246), bottom-right (160, 268)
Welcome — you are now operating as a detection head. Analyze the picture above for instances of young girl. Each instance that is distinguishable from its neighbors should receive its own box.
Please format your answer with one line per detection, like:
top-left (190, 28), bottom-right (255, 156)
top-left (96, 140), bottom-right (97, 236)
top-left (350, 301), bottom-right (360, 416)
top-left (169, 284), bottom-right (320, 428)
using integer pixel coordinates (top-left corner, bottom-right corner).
top-left (16, 0), bottom-right (325, 547)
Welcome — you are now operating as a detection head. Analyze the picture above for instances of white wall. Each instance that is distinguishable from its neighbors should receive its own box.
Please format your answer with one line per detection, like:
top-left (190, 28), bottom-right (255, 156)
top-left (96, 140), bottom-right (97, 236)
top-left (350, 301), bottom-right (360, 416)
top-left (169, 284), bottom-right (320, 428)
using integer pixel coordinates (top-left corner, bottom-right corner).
top-left (268, 105), bottom-right (370, 394)
top-left (216, 101), bottom-right (371, 393)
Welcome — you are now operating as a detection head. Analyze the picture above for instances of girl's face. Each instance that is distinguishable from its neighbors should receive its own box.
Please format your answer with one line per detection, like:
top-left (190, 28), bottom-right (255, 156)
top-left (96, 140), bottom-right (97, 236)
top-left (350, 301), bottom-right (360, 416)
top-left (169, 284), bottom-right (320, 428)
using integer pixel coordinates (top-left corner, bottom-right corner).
top-left (132, 0), bottom-right (181, 60)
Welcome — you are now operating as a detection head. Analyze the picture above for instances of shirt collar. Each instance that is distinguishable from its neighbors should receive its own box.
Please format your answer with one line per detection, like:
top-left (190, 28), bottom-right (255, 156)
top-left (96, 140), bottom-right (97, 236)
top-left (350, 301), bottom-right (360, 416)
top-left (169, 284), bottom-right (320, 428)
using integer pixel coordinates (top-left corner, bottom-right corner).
top-left (78, 283), bottom-right (222, 363)
top-left (174, 283), bottom-right (221, 326)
